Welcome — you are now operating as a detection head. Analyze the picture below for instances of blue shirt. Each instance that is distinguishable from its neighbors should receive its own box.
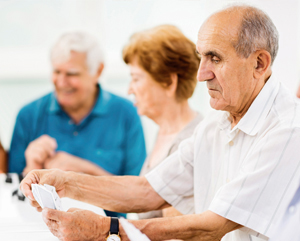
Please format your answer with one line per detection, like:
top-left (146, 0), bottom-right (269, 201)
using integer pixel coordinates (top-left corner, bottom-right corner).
top-left (9, 85), bottom-right (146, 217)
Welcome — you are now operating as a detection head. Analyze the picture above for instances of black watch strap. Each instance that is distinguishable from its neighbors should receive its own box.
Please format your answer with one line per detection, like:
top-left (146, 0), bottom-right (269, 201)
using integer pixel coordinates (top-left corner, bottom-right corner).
top-left (110, 217), bottom-right (119, 235)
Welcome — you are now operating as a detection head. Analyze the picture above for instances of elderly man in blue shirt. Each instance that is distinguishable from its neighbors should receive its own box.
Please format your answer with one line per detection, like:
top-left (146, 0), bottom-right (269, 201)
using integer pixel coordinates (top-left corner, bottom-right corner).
top-left (9, 32), bottom-right (146, 217)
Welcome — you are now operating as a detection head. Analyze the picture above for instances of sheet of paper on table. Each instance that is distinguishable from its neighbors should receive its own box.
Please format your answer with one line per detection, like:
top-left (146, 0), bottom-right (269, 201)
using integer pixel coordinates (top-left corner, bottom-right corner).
top-left (0, 173), bottom-right (106, 241)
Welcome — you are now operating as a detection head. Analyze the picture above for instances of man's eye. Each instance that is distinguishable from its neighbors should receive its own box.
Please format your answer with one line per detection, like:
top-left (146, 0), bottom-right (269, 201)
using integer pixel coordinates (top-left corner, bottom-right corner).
top-left (212, 56), bottom-right (220, 64)
top-left (66, 73), bottom-right (80, 77)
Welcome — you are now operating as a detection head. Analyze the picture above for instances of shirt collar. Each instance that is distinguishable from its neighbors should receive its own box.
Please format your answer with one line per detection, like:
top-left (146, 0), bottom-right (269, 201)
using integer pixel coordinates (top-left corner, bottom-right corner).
top-left (48, 92), bottom-right (61, 114)
top-left (48, 84), bottom-right (111, 116)
top-left (232, 75), bottom-right (280, 136)
top-left (218, 111), bottom-right (231, 131)
top-left (91, 85), bottom-right (111, 116)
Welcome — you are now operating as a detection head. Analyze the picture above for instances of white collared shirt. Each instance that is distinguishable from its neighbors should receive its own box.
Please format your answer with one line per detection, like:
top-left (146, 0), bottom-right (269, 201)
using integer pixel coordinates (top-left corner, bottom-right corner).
top-left (269, 184), bottom-right (300, 241)
top-left (146, 76), bottom-right (300, 241)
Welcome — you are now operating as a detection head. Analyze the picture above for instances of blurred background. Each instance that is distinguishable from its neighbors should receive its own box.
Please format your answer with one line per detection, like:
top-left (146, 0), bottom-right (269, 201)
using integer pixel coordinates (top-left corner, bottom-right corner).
top-left (0, 0), bottom-right (299, 153)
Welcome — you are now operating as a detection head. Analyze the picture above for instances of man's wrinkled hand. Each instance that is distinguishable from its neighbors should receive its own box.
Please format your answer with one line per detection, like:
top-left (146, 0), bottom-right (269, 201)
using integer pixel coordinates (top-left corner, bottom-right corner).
top-left (20, 169), bottom-right (68, 212)
top-left (24, 135), bottom-right (57, 174)
top-left (42, 207), bottom-right (110, 241)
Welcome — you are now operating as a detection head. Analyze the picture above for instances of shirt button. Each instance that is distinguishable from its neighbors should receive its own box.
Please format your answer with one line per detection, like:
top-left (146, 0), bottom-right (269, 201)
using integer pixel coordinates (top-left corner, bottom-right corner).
top-left (289, 205), bottom-right (296, 214)
top-left (68, 120), bottom-right (73, 125)
top-left (229, 141), bottom-right (234, 146)
top-left (73, 131), bottom-right (78, 136)
top-left (226, 179), bottom-right (230, 183)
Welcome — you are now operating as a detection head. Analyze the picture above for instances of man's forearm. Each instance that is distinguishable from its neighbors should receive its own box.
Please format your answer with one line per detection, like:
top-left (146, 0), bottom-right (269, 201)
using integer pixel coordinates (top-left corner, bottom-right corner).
top-left (126, 211), bottom-right (242, 241)
top-left (65, 172), bottom-right (168, 213)
top-left (86, 165), bottom-right (112, 176)
top-left (75, 157), bottom-right (112, 176)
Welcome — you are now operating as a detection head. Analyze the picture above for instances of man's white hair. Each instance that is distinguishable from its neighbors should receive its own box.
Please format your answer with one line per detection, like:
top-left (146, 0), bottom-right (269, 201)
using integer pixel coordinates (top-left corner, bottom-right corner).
top-left (50, 31), bottom-right (104, 75)
top-left (221, 5), bottom-right (279, 65)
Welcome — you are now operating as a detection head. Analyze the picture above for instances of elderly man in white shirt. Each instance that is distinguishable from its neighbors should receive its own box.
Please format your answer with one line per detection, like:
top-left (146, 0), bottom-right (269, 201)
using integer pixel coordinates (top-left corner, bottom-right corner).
top-left (20, 4), bottom-right (300, 241)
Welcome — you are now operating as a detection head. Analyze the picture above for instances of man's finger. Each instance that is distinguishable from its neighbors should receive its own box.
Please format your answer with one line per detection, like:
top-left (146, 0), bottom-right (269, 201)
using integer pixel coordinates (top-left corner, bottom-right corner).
top-left (42, 208), bottom-right (64, 222)
top-left (39, 136), bottom-right (57, 157)
top-left (26, 145), bottom-right (47, 164)
top-left (42, 212), bottom-right (59, 230)
top-left (29, 199), bottom-right (41, 208)
top-left (40, 143), bottom-right (56, 158)
top-left (42, 215), bottom-right (60, 239)
top-left (32, 146), bottom-right (50, 162)
top-left (20, 174), bottom-right (39, 201)
top-left (21, 186), bottom-right (35, 201)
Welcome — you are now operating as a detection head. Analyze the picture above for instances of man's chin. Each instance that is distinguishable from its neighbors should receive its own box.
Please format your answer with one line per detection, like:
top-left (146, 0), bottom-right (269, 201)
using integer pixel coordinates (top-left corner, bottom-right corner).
top-left (57, 100), bottom-right (77, 109)
top-left (209, 99), bottom-right (226, 111)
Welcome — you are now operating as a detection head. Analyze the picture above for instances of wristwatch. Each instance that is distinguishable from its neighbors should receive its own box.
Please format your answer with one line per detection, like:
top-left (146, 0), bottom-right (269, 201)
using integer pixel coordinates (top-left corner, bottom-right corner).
top-left (106, 217), bottom-right (121, 241)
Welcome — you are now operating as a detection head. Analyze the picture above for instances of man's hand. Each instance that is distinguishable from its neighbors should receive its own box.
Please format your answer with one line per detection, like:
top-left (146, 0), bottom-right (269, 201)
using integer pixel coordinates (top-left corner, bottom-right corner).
top-left (20, 169), bottom-right (68, 212)
top-left (42, 208), bottom-right (110, 241)
top-left (24, 135), bottom-right (57, 174)
top-left (44, 151), bottom-right (111, 176)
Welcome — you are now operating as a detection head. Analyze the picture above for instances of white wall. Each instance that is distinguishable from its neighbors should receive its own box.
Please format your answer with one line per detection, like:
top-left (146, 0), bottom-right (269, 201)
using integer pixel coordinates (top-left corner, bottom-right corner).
top-left (0, 0), bottom-right (299, 152)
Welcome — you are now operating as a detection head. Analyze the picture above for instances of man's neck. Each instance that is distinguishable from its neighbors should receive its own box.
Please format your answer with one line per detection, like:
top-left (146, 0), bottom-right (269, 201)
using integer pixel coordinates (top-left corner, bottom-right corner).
top-left (63, 87), bottom-right (99, 124)
top-left (230, 73), bottom-right (272, 129)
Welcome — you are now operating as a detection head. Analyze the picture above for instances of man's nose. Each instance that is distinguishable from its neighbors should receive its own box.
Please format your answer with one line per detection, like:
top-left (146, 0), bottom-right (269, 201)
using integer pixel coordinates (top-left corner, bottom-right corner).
top-left (197, 61), bottom-right (215, 82)
top-left (54, 73), bottom-right (67, 87)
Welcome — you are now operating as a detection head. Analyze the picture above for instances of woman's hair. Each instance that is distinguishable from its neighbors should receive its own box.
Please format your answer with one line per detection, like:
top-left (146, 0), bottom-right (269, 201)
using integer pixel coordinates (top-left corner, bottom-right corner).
top-left (123, 25), bottom-right (200, 101)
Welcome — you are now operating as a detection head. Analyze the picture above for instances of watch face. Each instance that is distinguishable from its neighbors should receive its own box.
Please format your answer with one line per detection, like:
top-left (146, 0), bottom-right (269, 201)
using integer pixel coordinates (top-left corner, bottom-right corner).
top-left (106, 234), bottom-right (121, 241)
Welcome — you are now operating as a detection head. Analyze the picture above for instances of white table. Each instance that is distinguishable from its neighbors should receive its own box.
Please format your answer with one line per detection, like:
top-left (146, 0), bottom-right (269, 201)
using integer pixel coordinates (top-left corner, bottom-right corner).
top-left (0, 173), bottom-right (106, 240)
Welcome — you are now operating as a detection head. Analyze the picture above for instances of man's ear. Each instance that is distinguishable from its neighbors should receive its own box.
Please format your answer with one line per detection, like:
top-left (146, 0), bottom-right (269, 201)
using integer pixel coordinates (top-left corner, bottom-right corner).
top-left (95, 63), bottom-right (104, 79)
top-left (253, 50), bottom-right (271, 79)
top-left (166, 73), bottom-right (178, 98)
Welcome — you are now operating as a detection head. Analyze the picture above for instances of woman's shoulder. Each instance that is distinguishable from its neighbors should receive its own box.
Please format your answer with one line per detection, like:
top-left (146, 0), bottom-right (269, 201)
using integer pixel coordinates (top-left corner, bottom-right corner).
top-left (177, 112), bottom-right (203, 139)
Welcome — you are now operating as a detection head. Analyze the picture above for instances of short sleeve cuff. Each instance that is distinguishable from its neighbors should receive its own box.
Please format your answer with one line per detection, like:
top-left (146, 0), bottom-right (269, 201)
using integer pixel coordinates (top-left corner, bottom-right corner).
top-left (209, 198), bottom-right (270, 239)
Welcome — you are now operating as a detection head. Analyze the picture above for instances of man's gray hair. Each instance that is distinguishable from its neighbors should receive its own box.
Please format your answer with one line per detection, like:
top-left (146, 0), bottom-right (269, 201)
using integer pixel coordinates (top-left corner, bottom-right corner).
top-left (50, 31), bottom-right (104, 75)
top-left (225, 5), bottom-right (279, 65)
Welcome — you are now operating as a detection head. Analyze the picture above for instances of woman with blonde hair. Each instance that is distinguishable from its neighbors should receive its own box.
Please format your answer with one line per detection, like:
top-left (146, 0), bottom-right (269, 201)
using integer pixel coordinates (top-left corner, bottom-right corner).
top-left (123, 25), bottom-right (203, 218)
